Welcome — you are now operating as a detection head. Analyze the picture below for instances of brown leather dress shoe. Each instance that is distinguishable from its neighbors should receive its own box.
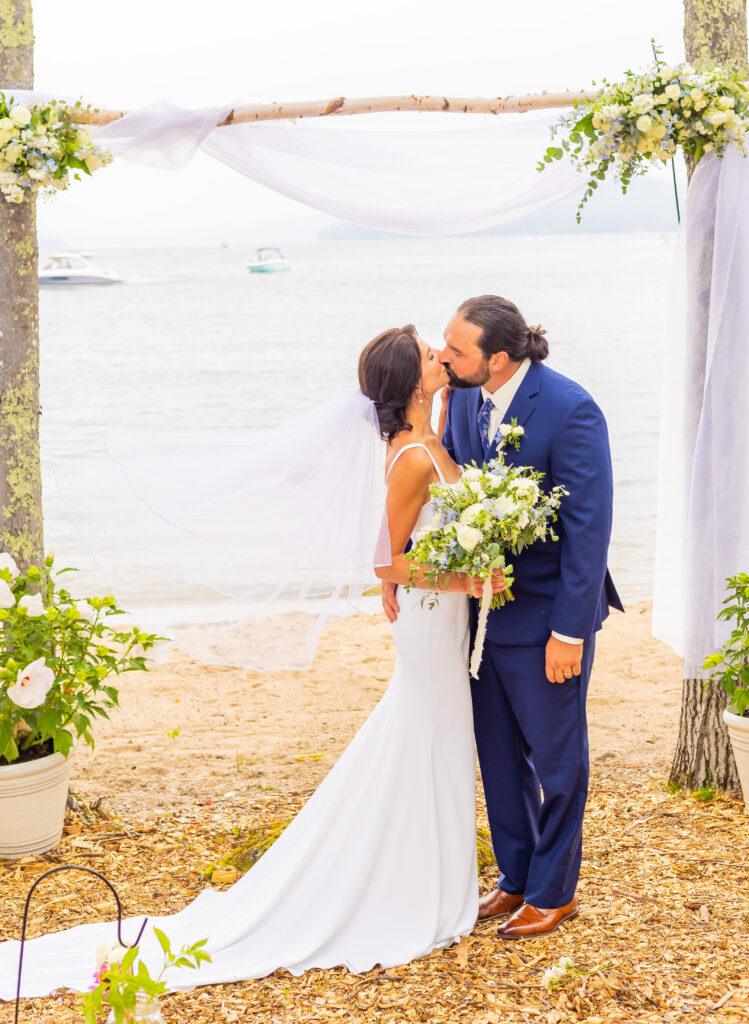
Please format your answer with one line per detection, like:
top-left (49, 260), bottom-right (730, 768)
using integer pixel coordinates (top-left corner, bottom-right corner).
top-left (477, 887), bottom-right (525, 920)
top-left (496, 896), bottom-right (579, 939)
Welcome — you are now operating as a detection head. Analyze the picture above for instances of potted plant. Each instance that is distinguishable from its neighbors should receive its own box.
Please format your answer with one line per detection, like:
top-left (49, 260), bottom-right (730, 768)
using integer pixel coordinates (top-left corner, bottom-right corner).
top-left (0, 551), bottom-right (168, 857)
top-left (704, 572), bottom-right (749, 812)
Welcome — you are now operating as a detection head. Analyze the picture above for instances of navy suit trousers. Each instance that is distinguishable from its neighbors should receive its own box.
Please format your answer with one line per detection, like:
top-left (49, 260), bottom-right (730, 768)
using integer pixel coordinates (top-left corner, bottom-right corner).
top-left (471, 635), bottom-right (596, 908)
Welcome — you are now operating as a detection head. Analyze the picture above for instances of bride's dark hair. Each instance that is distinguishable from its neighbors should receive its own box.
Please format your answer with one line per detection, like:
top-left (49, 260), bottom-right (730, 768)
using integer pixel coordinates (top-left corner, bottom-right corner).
top-left (358, 325), bottom-right (421, 442)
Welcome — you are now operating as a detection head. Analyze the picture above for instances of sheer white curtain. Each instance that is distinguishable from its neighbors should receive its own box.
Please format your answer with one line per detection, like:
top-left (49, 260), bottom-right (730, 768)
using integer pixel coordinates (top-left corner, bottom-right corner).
top-left (653, 145), bottom-right (749, 675)
top-left (11, 92), bottom-right (586, 233)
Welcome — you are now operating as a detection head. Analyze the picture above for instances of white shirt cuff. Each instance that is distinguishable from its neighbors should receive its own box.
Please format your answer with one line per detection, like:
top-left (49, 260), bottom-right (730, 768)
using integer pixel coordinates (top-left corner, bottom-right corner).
top-left (551, 631), bottom-right (584, 645)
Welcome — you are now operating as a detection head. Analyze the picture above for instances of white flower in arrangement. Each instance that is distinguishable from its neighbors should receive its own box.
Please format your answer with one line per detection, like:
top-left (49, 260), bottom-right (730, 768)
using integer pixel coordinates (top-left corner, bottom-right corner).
top-left (660, 66), bottom-right (675, 79)
top-left (461, 467), bottom-right (483, 483)
top-left (513, 478), bottom-right (540, 501)
top-left (9, 104), bottom-right (31, 126)
top-left (630, 93), bottom-right (655, 115)
top-left (459, 502), bottom-right (485, 524)
top-left (717, 95), bottom-right (736, 110)
top-left (0, 552), bottom-right (19, 578)
top-left (95, 941), bottom-right (129, 968)
top-left (467, 481), bottom-right (485, 498)
top-left (455, 524), bottom-right (483, 552)
top-left (499, 423), bottom-right (524, 438)
top-left (709, 111), bottom-right (729, 127)
top-left (18, 593), bottom-right (45, 617)
top-left (0, 579), bottom-right (15, 608)
top-left (7, 657), bottom-right (55, 709)
top-left (664, 83), bottom-right (682, 101)
top-left (492, 494), bottom-right (519, 517)
top-left (635, 114), bottom-right (653, 133)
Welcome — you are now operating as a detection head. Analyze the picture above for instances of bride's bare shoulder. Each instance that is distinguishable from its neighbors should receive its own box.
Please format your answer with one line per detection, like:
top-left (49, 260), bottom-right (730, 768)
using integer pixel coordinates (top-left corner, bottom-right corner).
top-left (385, 442), bottom-right (434, 489)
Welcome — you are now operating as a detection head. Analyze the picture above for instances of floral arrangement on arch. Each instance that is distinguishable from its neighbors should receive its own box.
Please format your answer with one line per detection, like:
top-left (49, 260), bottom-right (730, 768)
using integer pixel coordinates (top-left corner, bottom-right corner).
top-left (540, 53), bottom-right (749, 219)
top-left (0, 93), bottom-right (112, 204)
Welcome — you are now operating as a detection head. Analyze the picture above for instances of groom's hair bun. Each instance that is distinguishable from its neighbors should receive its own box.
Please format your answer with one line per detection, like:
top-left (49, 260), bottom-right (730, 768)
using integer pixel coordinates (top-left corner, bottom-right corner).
top-left (358, 325), bottom-right (421, 442)
top-left (457, 295), bottom-right (549, 363)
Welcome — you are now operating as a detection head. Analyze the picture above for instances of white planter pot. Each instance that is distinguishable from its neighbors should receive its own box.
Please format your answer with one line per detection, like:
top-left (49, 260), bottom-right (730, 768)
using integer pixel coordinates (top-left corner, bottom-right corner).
top-left (724, 707), bottom-right (749, 813)
top-left (0, 747), bottom-right (74, 858)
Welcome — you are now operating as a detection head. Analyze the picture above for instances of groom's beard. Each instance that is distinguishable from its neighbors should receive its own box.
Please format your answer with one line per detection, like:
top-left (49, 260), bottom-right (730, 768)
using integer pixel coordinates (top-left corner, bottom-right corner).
top-left (444, 361), bottom-right (491, 389)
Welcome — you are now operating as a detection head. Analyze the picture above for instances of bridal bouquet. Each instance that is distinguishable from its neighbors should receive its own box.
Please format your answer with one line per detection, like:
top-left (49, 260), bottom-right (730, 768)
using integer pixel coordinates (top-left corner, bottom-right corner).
top-left (406, 455), bottom-right (567, 678)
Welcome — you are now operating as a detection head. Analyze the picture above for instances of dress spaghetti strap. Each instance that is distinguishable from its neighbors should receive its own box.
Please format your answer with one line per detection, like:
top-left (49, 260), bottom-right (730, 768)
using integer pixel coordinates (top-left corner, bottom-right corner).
top-left (386, 443), bottom-right (447, 484)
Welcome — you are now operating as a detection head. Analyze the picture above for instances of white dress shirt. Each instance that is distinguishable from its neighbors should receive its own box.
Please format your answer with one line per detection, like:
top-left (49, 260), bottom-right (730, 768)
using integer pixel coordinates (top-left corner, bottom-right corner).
top-left (482, 360), bottom-right (583, 647)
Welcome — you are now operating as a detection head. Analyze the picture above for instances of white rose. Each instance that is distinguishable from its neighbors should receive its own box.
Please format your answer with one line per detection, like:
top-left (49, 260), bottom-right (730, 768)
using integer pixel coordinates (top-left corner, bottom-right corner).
top-left (0, 579), bottom-right (14, 608)
top-left (462, 467), bottom-right (482, 483)
top-left (717, 95), bottom-right (736, 110)
top-left (660, 66), bottom-right (675, 80)
top-left (665, 84), bottom-right (681, 101)
top-left (4, 143), bottom-right (22, 164)
top-left (636, 115), bottom-right (653, 133)
top-left (7, 657), bottom-right (55, 709)
top-left (455, 524), bottom-right (483, 553)
top-left (18, 593), bottom-right (45, 617)
top-left (467, 481), bottom-right (485, 498)
top-left (709, 111), bottom-right (728, 126)
top-left (9, 105), bottom-right (31, 126)
top-left (690, 88), bottom-right (704, 103)
top-left (0, 117), bottom-right (15, 130)
top-left (0, 552), bottom-right (19, 578)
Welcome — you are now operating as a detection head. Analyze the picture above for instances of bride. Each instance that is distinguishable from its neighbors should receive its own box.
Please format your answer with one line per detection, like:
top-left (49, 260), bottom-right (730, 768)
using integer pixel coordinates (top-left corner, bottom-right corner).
top-left (0, 325), bottom-right (506, 998)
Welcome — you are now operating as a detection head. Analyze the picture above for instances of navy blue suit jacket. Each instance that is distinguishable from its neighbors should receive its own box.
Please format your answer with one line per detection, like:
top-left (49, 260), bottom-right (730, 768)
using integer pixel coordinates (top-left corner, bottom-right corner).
top-left (443, 361), bottom-right (623, 646)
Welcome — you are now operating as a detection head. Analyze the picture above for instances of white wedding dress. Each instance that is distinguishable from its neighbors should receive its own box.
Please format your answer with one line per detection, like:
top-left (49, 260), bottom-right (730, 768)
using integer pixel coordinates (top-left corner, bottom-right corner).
top-left (0, 444), bottom-right (477, 998)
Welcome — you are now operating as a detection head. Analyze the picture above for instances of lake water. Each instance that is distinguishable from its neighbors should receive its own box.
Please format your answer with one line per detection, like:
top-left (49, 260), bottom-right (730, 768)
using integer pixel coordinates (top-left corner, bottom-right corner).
top-left (39, 232), bottom-right (676, 609)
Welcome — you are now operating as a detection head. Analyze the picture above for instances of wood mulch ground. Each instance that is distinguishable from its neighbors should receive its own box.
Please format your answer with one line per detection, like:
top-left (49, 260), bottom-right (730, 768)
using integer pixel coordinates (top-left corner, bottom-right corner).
top-left (1, 766), bottom-right (747, 1024)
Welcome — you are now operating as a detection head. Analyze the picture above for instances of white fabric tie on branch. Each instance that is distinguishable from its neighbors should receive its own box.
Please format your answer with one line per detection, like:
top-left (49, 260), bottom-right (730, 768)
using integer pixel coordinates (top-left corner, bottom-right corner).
top-left (10, 92), bottom-right (586, 235)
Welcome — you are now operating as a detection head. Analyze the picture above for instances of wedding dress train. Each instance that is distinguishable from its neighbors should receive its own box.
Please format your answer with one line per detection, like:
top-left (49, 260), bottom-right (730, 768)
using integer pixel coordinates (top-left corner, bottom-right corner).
top-left (0, 445), bottom-right (477, 997)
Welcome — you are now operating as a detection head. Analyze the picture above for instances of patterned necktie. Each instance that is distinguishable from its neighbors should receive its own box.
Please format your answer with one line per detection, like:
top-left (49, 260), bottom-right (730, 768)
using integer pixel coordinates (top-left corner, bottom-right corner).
top-left (477, 396), bottom-right (495, 458)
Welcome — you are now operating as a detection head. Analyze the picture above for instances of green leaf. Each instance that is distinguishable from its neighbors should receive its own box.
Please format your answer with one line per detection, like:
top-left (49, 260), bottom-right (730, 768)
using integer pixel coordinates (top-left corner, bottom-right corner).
top-left (53, 730), bottom-right (73, 757)
top-left (121, 946), bottom-right (138, 972)
top-left (153, 926), bottom-right (171, 956)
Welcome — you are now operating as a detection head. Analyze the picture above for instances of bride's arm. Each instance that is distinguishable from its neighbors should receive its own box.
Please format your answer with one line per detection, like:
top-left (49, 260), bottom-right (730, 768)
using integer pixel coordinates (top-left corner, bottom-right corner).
top-left (375, 448), bottom-right (491, 595)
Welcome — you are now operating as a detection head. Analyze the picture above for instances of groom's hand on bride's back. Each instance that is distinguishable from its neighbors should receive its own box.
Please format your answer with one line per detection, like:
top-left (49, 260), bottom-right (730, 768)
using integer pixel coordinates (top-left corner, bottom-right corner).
top-left (382, 580), bottom-right (400, 623)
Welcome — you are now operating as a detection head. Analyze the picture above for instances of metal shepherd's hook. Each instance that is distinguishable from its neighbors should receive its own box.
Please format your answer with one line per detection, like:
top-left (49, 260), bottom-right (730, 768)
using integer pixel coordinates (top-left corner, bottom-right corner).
top-left (14, 864), bottom-right (149, 1024)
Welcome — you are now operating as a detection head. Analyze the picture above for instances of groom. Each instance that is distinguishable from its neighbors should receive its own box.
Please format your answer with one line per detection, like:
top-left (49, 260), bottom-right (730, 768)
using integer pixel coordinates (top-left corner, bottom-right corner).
top-left (384, 295), bottom-right (622, 938)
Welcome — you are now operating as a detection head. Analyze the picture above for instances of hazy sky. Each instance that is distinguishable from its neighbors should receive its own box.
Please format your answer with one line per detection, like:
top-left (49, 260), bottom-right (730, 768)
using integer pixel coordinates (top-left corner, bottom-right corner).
top-left (28, 0), bottom-right (691, 244)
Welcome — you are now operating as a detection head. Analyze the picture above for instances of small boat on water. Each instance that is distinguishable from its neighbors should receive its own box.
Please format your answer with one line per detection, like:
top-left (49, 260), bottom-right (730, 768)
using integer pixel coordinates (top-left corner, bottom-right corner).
top-left (246, 247), bottom-right (292, 274)
top-left (39, 252), bottom-right (122, 286)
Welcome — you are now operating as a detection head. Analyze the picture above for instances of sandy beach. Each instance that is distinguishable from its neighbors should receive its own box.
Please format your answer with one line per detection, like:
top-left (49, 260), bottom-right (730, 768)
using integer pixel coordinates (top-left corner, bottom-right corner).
top-left (71, 601), bottom-right (683, 816)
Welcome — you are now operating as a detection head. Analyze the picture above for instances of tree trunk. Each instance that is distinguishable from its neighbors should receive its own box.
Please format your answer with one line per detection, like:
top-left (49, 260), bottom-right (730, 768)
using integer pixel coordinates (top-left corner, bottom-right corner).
top-left (0, 2), bottom-right (44, 573)
top-left (671, 0), bottom-right (748, 792)
top-left (670, 679), bottom-right (740, 791)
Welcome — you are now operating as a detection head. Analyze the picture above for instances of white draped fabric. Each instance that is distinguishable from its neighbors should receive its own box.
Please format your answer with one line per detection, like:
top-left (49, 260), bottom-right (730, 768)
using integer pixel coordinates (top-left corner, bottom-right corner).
top-left (10, 91), bottom-right (586, 234)
top-left (7, 90), bottom-right (749, 670)
top-left (653, 145), bottom-right (749, 675)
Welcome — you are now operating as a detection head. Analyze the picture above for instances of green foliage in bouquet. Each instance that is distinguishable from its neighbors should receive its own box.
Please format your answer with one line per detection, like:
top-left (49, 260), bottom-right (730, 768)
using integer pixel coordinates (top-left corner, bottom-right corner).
top-left (0, 552), bottom-right (169, 765)
top-left (406, 453), bottom-right (567, 611)
top-left (81, 930), bottom-right (210, 1024)
top-left (540, 46), bottom-right (749, 220)
top-left (703, 572), bottom-right (749, 717)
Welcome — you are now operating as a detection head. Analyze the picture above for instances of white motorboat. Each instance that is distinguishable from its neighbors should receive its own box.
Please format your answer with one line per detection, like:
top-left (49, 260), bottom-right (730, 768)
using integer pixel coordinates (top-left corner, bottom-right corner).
top-left (246, 247), bottom-right (292, 273)
top-left (38, 252), bottom-right (122, 286)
